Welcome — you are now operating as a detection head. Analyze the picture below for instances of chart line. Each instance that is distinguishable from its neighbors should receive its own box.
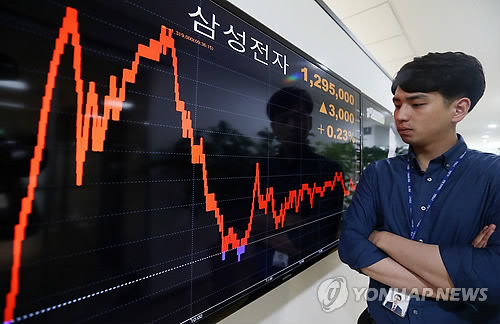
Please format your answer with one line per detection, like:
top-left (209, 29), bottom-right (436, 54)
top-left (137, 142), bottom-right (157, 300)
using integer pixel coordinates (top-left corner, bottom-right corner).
top-left (3, 7), bottom-right (356, 322)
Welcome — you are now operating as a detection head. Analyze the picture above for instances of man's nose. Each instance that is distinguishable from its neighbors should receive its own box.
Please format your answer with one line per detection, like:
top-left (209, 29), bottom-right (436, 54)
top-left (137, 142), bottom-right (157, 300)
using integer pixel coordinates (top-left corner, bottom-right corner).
top-left (395, 103), bottom-right (411, 121)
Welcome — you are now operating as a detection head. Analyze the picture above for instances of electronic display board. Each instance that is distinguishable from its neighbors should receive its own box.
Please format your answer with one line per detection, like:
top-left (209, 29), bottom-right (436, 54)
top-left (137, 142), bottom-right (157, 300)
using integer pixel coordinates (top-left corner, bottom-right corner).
top-left (0, 1), bottom-right (361, 322)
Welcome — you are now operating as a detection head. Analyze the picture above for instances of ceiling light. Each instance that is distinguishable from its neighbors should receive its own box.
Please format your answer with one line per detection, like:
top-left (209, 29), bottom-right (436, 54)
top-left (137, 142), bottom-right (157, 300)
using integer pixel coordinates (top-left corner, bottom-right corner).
top-left (0, 100), bottom-right (24, 109)
top-left (487, 124), bottom-right (497, 129)
top-left (482, 135), bottom-right (489, 139)
top-left (0, 80), bottom-right (29, 91)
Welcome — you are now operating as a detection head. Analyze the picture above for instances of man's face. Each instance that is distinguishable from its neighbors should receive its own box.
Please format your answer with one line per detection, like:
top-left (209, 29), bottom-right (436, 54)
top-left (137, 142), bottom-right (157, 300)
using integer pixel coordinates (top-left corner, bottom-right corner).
top-left (393, 86), bottom-right (456, 147)
top-left (394, 295), bottom-right (401, 305)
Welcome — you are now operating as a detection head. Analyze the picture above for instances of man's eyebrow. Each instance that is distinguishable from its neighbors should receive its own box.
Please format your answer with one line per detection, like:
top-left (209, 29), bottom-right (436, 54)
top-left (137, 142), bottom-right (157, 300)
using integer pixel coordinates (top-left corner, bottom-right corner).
top-left (392, 94), bottom-right (428, 103)
top-left (406, 94), bottom-right (428, 100)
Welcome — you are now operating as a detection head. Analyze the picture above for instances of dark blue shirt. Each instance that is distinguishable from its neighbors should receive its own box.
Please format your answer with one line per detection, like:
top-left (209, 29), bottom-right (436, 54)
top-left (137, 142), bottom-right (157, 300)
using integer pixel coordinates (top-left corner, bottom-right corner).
top-left (339, 135), bottom-right (500, 323)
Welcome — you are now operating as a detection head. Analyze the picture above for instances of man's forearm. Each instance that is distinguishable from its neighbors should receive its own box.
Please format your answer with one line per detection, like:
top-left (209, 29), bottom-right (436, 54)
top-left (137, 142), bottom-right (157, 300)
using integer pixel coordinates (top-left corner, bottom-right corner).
top-left (361, 257), bottom-right (437, 294)
top-left (370, 231), bottom-right (454, 290)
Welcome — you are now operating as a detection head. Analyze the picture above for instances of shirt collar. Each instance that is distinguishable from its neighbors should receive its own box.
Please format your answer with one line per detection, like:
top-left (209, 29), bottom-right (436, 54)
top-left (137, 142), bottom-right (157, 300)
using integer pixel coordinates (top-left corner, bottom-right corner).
top-left (408, 134), bottom-right (468, 170)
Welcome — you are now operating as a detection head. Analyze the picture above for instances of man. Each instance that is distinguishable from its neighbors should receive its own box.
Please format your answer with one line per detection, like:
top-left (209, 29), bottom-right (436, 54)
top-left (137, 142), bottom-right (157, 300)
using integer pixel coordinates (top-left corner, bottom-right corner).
top-left (339, 52), bottom-right (500, 323)
top-left (384, 294), bottom-right (404, 317)
top-left (260, 87), bottom-right (344, 264)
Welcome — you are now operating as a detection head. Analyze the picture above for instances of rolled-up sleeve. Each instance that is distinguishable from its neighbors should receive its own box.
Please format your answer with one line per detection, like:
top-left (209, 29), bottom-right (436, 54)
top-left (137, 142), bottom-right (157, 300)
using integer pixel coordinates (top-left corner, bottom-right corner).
top-left (439, 168), bottom-right (500, 303)
top-left (439, 241), bottom-right (500, 302)
top-left (339, 163), bottom-right (388, 272)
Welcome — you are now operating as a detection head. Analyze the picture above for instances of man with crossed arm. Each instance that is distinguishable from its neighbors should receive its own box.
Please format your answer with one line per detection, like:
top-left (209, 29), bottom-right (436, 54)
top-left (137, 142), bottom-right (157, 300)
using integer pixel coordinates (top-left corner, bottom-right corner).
top-left (339, 52), bottom-right (500, 323)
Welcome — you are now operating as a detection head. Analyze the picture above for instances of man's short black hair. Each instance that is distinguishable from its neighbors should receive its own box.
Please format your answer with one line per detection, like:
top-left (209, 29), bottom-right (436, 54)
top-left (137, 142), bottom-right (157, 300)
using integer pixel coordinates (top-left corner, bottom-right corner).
top-left (267, 87), bottom-right (313, 121)
top-left (391, 52), bottom-right (485, 112)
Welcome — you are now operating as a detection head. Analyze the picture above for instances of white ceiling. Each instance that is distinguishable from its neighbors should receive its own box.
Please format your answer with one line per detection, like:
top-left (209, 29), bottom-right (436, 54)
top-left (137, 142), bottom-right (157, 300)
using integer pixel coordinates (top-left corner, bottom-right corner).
top-left (324, 0), bottom-right (500, 154)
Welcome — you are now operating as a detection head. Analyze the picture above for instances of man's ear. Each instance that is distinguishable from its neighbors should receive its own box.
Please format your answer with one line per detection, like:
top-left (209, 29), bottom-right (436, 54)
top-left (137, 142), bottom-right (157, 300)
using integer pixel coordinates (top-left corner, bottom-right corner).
top-left (451, 97), bottom-right (471, 123)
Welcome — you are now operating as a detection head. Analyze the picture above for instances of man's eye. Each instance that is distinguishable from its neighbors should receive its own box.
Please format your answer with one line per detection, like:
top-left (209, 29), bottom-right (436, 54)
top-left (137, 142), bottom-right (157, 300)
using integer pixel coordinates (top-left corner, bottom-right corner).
top-left (412, 103), bottom-right (424, 107)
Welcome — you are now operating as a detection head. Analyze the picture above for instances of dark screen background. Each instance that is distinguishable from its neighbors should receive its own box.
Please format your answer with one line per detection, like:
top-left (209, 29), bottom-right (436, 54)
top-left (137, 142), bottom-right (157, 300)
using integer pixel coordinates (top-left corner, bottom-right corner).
top-left (0, 0), bottom-right (361, 322)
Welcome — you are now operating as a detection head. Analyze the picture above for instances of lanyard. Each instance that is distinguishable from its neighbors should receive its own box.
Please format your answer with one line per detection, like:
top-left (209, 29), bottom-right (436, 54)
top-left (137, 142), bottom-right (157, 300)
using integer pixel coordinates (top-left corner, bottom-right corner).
top-left (407, 150), bottom-right (467, 240)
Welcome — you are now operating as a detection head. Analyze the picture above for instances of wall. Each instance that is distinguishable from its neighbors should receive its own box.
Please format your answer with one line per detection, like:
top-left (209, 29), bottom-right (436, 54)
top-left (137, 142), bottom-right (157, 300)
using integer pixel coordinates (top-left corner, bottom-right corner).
top-left (218, 0), bottom-right (394, 323)
top-left (220, 251), bottom-right (369, 324)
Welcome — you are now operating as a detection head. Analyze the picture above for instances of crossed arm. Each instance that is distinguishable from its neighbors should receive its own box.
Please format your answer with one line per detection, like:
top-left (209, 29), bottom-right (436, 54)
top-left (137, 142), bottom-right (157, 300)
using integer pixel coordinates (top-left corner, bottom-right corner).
top-left (361, 225), bottom-right (496, 297)
top-left (339, 163), bottom-right (500, 299)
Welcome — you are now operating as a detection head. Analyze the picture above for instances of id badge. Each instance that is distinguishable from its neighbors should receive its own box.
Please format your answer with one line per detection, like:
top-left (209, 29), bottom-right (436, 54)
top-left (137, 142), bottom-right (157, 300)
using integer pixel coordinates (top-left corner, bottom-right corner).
top-left (383, 288), bottom-right (410, 318)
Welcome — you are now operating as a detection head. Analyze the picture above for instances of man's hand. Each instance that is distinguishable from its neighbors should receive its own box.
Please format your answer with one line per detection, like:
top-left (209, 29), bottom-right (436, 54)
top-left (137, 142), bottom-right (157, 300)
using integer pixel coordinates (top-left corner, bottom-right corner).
top-left (472, 224), bottom-right (496, 248)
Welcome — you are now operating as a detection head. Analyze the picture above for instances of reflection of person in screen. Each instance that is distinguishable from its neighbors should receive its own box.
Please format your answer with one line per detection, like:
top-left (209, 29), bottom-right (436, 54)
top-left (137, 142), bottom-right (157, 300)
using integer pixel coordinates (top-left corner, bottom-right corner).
top-left (384, 294), bottom-right (403, 316)
top-left (254, 87), bottom-right (344, 266)
top-left (266, 86), bottom-right (344, 212)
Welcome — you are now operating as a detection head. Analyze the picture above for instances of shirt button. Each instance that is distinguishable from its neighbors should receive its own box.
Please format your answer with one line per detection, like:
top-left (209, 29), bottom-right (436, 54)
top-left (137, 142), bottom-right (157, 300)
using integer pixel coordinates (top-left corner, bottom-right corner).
top-left (445, 163), bottom-right (451, 168)
top-left (420, 206), bottom-right (426, 211)
top-left (426, 177), bottom-right (432, 182)
top-left (418, 239), bottom-right (424, 242)
top-left (413, 309), bottom-right (419, 315)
